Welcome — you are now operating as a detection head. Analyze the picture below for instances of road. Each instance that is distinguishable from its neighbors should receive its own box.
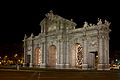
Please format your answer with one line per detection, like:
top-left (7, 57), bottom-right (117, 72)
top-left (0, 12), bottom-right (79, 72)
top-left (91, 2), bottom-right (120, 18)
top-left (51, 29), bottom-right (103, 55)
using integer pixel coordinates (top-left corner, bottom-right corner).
top-left (0, 70), bottom-right (120, 80)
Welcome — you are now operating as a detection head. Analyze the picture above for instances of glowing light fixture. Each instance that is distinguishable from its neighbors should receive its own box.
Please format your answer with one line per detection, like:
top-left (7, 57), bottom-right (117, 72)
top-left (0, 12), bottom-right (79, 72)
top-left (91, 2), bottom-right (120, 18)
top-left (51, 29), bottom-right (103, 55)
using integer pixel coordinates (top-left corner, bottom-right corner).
top-left (116, 59), bottom-right (118, 62)
top-left (96, 55), bottom-right (98, 58)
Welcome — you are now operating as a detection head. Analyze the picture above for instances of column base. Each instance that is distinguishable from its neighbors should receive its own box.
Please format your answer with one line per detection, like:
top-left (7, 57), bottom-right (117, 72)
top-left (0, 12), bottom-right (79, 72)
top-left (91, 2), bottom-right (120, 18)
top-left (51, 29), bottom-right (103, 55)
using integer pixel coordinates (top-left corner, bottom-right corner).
top-left (97, 64), bottom-right (104, 70)
top-left (56, 64), bottom-right (64, 69)
top-left (104, 64), bottom-right (110, 70)
top-left (97, 64), bottom-right (110, 70)
top-left (82, 64), bottom-right (88, 70)
top-left (23, 63), bottom-right (26, 67)
top-left (88, 68), bottom-right (95, 70)
top-left (29, 63), bottom-right (33, 67)
top-left (17, 65), bottom-right (20, 70)
top-left (56, 64), bottom-right (70, 69)
top-left (64, 64), bottom-right (70, 68)
top-left (40, 64), bottom-right (46, 68)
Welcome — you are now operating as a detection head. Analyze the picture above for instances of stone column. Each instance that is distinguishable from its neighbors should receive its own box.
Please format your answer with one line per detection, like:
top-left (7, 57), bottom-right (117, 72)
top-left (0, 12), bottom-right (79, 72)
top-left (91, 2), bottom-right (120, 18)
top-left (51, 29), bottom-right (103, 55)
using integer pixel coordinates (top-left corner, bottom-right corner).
top-left (91, 53), bottom-right (95, 69)
top-left (88, 53), bottom-right (92, 69)
top-left (29, 37), bottom-right (33, 67)
top-left (63, 41), bottom-right (66, 65)
top-left (56, 40), bottom-right (60, 69)
top-left (97, 36), bottom-right (104, 70)
top-left (107, 38), bottom-right (110, 67)
top-left (65, 28), bottom-right (70, 68)
top-left (33, 44), bottom-right (37, 66)
top-left (104, 37), bottom-right (110, 70)
top-left (59, 40), bottom-right (61, 64)
top-left (29, 46), bottom-right (33, 67)
top-left (62, 40), bottom-right (69, 68)
top-left (45, 38), bottom-right (48, 66)
top-left (41, 25), bottom-right (43, 33)
top-left (58, 41), bottom-right (64, 68)
top-left (44, 42), bottom-right (46, 64)
top-left (82, 38), bottom-right (88, 70)
top-left (57, 41), bottom-right (59, 64)
top-left (42, 43), bottom-right (46, 67)
top-left (40, 43), bottom-right (45, 68)
top-left (59, 41), bottom-right (63, 64)
top-left (42, 43), bottom-right (44, 63)
top-left (65, 41), bottom-right (70, 68)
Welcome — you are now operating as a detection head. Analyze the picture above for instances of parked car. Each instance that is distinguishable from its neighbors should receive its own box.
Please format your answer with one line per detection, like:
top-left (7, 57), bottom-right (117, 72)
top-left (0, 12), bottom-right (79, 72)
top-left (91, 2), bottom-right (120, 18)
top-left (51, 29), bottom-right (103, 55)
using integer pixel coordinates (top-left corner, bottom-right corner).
top-left (110, 65), bottom-right (120, 70)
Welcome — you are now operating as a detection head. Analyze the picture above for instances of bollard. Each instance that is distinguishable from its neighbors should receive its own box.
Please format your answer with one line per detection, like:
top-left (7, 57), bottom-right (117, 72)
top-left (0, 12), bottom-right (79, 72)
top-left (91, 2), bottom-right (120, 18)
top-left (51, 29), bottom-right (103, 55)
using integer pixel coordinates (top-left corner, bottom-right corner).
top-left (17, 65), bottom-right (20, 70)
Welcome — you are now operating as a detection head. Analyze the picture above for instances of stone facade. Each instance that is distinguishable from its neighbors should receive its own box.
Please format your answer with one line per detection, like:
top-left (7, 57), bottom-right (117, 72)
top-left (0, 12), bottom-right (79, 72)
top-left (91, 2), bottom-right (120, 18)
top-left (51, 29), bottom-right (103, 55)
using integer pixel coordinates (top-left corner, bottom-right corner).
top-left (23, 11), bottom-right (111, 70)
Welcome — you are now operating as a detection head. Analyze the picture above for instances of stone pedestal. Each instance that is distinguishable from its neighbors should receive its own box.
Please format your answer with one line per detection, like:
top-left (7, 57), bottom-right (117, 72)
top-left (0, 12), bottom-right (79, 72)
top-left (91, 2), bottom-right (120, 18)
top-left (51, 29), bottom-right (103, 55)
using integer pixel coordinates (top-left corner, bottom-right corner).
top-left (40, 64), bottom-right (46, 68)
top-left (104, 64), bottom-right (110, 70)
top-left (97, 64), bottom-right (110, 70)
top-left (82, 64), bottom-right (88, 70)
top-left (23, 63), bottom-right (26, 67)
top-left (97, 64), bottom-right (105, 70)
top-left (64, 64), bottom-right (70, 68)
top-left (29, 63), bottom-right (33, 67)
top-left (17, 65), bottom-right (20, 70)
top-left (56, 64), bottom-right (70, 69)
top-left (56, 64), bottom-right (64, 69)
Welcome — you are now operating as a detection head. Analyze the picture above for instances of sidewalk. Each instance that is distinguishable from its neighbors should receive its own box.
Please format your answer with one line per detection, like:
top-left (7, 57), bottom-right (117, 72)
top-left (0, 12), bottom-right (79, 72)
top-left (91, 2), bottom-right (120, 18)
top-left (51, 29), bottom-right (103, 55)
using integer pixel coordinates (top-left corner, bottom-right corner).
top-left (0, 68), bottom-right (44, 73)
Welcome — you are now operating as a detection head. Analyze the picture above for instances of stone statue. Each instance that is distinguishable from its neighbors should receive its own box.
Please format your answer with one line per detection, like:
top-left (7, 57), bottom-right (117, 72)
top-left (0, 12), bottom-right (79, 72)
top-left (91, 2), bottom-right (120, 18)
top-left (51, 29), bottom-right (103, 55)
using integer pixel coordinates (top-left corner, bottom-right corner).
top-left (83, 21), bottom-right (88, 28)
top-left (45, 10), bottom-right (54, 20)
top-left (31, 33), bottom-right (34, 37)
top-left (93, 24), bottom-right (95, 27)
top-left (105, 20), bottom-right (111, 26)
top-left (97, 18), bottom-right (102, 25)
top-left (49, 10), bottom-right (53, 13)
top-left (70, 19), bottom-right (73, 21)
top-left (89, 24), bottom-right (92, 27)
top-left (24, 34), bottom-right (27, 39)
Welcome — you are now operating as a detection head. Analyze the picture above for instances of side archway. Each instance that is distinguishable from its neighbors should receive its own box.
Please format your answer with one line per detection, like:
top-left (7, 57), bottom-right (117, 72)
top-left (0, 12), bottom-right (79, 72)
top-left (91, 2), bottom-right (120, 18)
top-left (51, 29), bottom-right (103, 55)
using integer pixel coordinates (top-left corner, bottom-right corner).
top-left (34, 47), bottom-right (42, 67)
top-left (71, 43), bottom-right (83, 68)
top-left (48, 45), bottom-right (57, 67)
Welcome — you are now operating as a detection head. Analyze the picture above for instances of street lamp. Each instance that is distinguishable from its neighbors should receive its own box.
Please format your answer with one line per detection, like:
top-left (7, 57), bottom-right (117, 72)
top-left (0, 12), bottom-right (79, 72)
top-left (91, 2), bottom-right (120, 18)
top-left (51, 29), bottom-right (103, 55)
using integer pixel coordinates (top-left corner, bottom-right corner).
top-left (116, 59), bottom-right (118, 62)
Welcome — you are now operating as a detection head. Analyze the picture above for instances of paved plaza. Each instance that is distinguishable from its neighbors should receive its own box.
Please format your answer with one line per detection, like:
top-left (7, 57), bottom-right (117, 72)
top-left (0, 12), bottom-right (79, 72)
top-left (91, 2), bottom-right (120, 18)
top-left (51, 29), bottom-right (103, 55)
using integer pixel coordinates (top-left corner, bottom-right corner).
top-left (0, 70), bottom-right (120, 80)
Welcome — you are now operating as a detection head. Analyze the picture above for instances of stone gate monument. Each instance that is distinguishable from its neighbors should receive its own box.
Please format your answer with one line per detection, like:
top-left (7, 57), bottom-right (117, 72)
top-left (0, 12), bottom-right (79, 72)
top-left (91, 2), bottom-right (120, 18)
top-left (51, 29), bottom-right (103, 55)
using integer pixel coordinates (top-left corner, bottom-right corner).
top-left (23, 10), bottom-right (111, 70)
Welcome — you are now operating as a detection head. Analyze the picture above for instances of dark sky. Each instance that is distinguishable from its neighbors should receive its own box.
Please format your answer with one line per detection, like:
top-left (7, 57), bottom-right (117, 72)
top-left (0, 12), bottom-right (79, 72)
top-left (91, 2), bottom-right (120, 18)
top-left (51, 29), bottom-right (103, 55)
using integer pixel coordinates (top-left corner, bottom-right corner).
top-left (0, 7), bottom-right (120, 57)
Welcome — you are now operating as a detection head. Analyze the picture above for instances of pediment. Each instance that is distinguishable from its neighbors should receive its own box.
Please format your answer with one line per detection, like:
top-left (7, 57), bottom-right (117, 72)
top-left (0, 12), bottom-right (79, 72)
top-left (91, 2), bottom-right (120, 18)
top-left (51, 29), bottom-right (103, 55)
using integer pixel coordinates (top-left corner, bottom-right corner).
top-left (40, 10), bottom-right (77, 33)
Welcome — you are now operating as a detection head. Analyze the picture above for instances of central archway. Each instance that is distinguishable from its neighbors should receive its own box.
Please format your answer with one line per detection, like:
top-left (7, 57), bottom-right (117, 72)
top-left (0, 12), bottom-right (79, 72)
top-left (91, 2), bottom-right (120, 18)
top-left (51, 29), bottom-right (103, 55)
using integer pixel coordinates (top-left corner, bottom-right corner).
top-left (48, 45), bottom-right (57, 67)
top-left (71, 43), bottom-right (83, 68)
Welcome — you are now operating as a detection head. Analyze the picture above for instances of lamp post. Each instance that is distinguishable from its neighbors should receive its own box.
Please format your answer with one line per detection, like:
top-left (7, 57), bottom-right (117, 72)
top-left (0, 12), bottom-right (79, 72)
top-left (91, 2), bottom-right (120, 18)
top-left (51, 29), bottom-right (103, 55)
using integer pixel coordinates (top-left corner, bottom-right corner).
top-left (14, 54), bottom-right (20, 70)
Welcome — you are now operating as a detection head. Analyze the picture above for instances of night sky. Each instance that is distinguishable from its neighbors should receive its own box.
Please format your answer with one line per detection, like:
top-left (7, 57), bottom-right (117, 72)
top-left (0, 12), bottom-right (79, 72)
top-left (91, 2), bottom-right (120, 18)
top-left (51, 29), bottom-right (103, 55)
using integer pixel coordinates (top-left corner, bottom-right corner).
top-left (0, 7), bottom-right (120, 58)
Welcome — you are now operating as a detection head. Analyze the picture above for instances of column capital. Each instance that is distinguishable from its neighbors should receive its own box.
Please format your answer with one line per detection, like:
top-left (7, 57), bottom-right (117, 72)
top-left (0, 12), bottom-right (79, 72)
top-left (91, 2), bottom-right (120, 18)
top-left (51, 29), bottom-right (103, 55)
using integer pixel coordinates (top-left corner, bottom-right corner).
top-left (97, 35), bottom-right (106, 39)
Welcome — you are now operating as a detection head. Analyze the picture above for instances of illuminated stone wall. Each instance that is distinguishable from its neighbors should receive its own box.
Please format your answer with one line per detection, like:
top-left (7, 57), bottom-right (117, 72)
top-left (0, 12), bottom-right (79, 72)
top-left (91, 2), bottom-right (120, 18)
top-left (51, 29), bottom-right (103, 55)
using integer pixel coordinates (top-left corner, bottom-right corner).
top-left (23, 11), bottom-right (111, 70)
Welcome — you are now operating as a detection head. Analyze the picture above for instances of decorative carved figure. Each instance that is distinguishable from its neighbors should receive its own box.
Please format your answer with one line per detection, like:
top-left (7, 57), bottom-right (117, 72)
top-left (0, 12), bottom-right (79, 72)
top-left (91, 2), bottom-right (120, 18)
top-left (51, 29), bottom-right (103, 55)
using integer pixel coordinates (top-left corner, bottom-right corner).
top-left (105, 20), bottom-right (111, 26)
top-left (83, 21), bottom-right (88, 27)
top-left (45, 10), bottom-right (54, 20)
top-left (97, 18), bottom-right (102, 25)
